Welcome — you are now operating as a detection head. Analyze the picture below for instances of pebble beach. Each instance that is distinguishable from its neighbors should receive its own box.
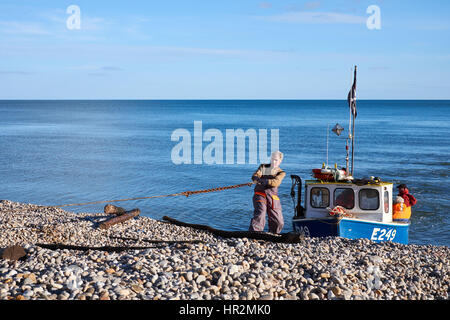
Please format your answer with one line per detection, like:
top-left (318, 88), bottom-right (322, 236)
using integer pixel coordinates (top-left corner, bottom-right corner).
top-left (0, 200), bottom-right (448, 301)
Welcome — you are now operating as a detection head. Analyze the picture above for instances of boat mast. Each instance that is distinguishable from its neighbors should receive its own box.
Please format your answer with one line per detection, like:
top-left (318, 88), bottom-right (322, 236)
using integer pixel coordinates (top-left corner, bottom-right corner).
top-left (351, 107), bottom-right (356, 176)
top-left (350, 66), bottom-right (357, 176)
top-left (346, 68), bottom-right (352, 175)
top-left (326, 124), bottom-right (329, 167)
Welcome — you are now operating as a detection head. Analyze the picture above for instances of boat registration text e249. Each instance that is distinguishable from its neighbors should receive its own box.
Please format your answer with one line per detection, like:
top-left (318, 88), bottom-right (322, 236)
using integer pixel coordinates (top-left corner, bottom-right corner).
top-left (370, 228), bottom-right (396, 241)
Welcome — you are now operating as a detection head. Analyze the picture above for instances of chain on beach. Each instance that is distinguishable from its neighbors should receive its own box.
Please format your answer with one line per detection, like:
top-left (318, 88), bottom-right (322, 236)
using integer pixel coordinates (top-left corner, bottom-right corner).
top-left (1, 182), bottom-right (256, 213)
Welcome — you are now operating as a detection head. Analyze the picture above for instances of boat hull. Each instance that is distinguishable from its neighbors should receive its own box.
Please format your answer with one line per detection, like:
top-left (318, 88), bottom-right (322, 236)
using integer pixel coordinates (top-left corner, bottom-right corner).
top-left (292, 217), bottom-right (339, 238)
top-left (292, 217), bottom-right (409, 244)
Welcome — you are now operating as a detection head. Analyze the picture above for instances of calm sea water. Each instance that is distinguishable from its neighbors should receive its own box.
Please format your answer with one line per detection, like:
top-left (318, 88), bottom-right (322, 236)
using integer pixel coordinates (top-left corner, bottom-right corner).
top-left (0, 100), bottom-right (448, 246)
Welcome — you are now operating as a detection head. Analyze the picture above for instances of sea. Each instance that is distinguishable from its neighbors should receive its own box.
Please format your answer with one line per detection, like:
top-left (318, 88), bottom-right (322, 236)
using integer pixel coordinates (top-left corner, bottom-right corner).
top-left (0, 100), bottom-right (448, 247)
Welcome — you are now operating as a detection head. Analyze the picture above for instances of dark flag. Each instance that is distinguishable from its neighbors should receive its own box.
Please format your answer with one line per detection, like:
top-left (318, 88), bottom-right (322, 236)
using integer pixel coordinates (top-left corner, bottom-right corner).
top-left (347, 66), bottom-right (357, 118)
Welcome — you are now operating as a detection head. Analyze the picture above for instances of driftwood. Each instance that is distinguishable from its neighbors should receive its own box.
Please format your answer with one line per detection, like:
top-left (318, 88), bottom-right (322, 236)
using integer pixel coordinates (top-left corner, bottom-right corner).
top-left (99, 208), bottom-right (140, 230)
top-left (1, 245), bottom-right (27, 261)
top-left (162, 216), bottom-right (304, 243)
top-left (104, 204), bottom-right (126, 215)
top-left (108, 236), bottom-right (204, 244)
top-left (36, 243), bottom-right (161, 252)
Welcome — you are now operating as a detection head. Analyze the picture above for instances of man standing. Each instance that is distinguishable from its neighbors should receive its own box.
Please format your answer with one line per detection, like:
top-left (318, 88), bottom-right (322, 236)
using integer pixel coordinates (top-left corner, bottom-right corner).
top-left (249, 151), bottom-right (286, 234)
top-left (393, 184), bottom-right (417, 222)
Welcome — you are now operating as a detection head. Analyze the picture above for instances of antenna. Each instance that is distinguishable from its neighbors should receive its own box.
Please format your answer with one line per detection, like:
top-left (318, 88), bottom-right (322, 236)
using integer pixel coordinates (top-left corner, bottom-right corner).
top-left (326, 124), bottom-right (329, 166)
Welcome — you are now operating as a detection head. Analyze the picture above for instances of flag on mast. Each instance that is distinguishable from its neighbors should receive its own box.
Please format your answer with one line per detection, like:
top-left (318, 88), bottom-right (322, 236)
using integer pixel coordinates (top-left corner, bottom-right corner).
top-left (347, 66), bottom-right (357, 118)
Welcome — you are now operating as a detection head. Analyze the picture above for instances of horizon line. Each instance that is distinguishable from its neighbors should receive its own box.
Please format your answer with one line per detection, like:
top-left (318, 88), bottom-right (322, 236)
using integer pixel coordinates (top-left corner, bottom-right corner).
top-left (1, 99), bottom-right (450, 101)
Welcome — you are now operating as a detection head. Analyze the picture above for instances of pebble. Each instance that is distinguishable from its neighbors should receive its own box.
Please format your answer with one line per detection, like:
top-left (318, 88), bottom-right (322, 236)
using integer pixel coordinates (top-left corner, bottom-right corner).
top-left (308, 292), bottom-right (320, 300)
top-left (131, 285), bottom-right (143, 294)
top-left (99, 292), bottom-right (109, 300)
top-left (0, 200), bottom-right (448, 301)
top-left (196, 275), bottom-right (206, 284)
top-left (115, 288), bottom-right (130, 297)
top-left (23, 289), bottom-right (33, 298)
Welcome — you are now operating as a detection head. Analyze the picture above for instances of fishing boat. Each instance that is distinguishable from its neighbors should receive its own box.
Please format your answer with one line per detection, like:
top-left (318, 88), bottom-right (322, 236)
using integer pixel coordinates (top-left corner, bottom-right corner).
top-left (289, 66), bottom-right (410, 244)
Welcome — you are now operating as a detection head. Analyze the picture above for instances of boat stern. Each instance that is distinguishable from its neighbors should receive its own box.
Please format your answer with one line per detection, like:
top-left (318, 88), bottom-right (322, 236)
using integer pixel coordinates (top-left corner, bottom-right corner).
top-left (339, 218), bottom-right (409, 244)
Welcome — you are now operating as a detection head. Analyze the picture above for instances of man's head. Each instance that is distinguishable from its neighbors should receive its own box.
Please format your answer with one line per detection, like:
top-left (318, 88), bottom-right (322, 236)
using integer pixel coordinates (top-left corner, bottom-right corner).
top-left (397, 184), bottom-right (409, 194)
top-left (270, 151), bottom-right (283, 168)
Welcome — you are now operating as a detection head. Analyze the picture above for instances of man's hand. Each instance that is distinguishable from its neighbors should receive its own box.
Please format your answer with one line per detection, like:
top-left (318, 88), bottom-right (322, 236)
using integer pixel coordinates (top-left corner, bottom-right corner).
top-left (256, 177), bottom-right (268, 186)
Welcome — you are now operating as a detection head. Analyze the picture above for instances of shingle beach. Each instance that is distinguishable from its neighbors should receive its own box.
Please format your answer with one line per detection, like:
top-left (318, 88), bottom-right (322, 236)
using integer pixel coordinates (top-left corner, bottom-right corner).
top-left (0, 200), bottom-right (448, 300)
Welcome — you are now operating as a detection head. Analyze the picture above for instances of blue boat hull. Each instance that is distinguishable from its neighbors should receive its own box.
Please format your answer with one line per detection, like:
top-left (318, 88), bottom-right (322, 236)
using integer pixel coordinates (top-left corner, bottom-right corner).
top-left (292, 217), bottom-right (409, 244)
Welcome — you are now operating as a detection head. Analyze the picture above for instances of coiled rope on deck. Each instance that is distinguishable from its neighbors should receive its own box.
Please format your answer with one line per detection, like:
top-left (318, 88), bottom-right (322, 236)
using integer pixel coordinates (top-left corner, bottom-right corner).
top-left (52, 182), bottom-right (255, 208)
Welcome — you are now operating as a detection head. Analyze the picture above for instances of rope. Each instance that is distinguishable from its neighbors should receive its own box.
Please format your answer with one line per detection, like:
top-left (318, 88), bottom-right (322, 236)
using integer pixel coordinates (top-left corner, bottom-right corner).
top-left (52, 182), bottom-right (255, 208)
top-left (317, 217), bottom-right (343, 225)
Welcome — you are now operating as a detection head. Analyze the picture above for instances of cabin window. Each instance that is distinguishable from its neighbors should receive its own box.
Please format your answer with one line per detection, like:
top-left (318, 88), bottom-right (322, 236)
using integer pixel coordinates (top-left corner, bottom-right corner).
top-left (359, 189), bottom-right (380, 210)
top-left (310, 188), bottom-right (330, 208)
top-left (384, 191), bottom-right (389, 213)
top-left (334, 188), bottom-right (354, 209)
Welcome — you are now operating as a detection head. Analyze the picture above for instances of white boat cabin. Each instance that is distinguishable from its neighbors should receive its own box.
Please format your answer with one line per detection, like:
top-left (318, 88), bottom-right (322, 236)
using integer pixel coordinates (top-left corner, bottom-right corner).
top-left (304, 180), bottom-right (394, 223)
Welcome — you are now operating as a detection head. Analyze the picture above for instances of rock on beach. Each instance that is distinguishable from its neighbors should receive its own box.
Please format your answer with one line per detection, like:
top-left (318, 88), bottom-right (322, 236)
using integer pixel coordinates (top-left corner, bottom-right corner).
top-left (0, 199), bottom-right (448, 300)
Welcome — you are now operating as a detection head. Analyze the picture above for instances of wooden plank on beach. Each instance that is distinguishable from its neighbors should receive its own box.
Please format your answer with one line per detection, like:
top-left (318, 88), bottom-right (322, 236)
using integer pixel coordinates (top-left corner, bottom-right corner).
top-left (36, 243), bottom-right (160, 252)
top-left (0, 245), bottom-right (27, 261)
top-left (99, 208), bottom-right (140, 230)
top-left (162, 216), bottom-right (304, 243)
top-left (108, 236), bottom-right (204, 244)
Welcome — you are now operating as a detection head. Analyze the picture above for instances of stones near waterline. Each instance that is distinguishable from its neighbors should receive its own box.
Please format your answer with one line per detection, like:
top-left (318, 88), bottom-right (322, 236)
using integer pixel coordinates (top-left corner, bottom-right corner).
top-left (0, 200), bottom-right (448, 301)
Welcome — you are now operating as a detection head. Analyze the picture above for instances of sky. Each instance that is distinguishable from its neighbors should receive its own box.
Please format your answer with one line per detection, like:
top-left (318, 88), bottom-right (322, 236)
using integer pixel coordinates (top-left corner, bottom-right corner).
top-left (0, 0), bottom-right (449, 99)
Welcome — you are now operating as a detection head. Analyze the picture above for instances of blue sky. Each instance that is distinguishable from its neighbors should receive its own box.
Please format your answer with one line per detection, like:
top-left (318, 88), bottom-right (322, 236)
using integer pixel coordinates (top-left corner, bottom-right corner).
top-left (0, 0), bottom-right (449, 99)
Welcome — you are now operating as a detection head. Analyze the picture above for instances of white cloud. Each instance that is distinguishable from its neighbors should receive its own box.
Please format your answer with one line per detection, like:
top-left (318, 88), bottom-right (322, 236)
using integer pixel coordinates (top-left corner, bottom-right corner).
top-left (152, 46), bottom-right (251, 55)
top-left (81, 17), bottom-right (108, 31)
top-left (303, 1), bottom-right (321, 10)
top-left (0, 70), bottom-right (35, 75)
top-left (67, 65), bottom-right (123, 73)
top-left (0, 21), bottom-right (51, 35)
top-left (258, 11), bottom-right (366, 24)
